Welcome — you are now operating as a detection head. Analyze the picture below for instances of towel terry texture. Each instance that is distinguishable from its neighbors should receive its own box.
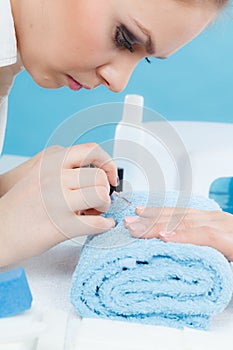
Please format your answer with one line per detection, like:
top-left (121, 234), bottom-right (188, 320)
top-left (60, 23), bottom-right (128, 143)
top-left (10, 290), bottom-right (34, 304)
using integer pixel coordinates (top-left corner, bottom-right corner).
top-left (70, 191), bottom-right (233, 330)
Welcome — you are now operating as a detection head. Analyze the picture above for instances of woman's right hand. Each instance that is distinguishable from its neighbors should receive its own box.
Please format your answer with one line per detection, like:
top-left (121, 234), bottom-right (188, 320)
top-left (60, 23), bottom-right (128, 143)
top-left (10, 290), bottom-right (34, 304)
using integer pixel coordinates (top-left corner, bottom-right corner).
top-left (0, 143), bottom-right (117, 267)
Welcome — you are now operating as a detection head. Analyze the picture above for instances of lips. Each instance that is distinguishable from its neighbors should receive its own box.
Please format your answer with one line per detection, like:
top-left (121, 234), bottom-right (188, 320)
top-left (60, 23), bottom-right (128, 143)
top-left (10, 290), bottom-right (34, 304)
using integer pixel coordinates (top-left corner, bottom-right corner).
top-left (67, 75), bottom-right (84, 91)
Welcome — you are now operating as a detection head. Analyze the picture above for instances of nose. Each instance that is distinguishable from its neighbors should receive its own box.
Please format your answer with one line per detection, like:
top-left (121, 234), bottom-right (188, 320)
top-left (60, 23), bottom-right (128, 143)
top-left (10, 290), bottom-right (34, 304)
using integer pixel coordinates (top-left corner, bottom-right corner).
top-left (96, 58), bottom-right (138, 93)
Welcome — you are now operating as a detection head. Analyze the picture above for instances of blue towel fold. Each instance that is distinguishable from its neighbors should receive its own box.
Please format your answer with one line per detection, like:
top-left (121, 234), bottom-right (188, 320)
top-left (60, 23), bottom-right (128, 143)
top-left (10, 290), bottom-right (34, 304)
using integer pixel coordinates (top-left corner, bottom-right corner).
top-left (70, 191), bottom-right (233, 330)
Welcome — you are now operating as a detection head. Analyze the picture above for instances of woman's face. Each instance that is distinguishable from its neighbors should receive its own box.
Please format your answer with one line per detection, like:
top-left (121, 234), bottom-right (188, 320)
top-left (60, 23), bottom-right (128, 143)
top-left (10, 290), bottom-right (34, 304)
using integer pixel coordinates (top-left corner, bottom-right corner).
top-left (12, 0), bottom-right (216, 92)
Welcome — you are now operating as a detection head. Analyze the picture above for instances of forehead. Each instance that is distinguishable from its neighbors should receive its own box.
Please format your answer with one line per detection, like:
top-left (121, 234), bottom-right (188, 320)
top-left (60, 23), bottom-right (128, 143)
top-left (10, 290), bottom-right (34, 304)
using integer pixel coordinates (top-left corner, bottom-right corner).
top-left (123, 0), bottom-right (217, 57)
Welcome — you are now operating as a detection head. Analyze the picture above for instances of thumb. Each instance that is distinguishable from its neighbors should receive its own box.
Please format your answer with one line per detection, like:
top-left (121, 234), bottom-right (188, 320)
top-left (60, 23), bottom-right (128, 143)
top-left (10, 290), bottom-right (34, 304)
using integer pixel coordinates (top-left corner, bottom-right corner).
top-left (60, 215), bottom-right (116, 241)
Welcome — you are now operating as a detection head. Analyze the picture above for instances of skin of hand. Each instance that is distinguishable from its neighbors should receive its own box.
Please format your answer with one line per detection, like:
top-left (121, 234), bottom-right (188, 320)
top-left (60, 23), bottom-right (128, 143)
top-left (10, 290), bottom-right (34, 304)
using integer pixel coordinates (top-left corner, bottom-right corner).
top-left (0, 153), bottom-right (43, 197)
top-left (0, 143), bottom-right (118, 267)
top-left (124, 206), bottom-right (233, 261)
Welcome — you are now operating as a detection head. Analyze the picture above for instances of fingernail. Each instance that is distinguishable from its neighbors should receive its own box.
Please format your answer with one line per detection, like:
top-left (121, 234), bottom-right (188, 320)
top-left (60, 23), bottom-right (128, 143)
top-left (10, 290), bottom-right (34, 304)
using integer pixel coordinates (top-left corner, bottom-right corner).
top-left (159, 231), bottom-right (176, 237)
top-left (136, 206), bottom-right (145, 213)
top-left (107, 218), bottom-right (116, 228)
top-left (127, 222), bottom-right (147, 233)
top-left (124, 217), bottom-right (137, 225)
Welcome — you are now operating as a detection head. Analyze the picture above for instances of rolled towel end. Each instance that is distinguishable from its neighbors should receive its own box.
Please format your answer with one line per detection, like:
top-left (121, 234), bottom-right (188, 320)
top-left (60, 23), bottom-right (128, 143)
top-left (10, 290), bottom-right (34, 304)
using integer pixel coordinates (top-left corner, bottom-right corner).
top-left (70, 192), bottom-right (233, 330)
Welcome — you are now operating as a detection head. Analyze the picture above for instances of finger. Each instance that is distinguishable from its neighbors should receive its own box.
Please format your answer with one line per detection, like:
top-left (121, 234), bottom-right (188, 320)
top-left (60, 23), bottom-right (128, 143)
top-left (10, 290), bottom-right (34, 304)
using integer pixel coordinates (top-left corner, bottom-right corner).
top-left (62, 168), bottom-right (110, 191)
top-left (135, 206), bottom-right (214, 218)
top-left (63, 143), bottom-right (118, 186)
top-left (65, 186), bottom-right (111, 213)
top-left (59, 215), bottom-right (116, 240)
top-left (158, 226), bottom-right (233, 261)
top-left (124, 214), bottom-right (213, 239)
top-left (125, 216), bottom-right (170, 239)
top-left (135, 207), bottom-right (224, 229)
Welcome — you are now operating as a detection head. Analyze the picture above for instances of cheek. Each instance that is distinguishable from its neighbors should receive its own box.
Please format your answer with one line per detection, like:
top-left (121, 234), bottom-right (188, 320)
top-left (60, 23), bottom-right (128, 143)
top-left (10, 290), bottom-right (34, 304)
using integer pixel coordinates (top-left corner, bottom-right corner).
top-left (53, 18), bottom-right (111, 71)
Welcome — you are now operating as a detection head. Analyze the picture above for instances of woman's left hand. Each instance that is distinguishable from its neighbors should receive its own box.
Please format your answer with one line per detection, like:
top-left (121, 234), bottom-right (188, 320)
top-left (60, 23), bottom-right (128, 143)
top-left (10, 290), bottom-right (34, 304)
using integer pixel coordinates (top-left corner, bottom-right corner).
top-left (124, 207), bottom-right (233, 261)
top-left (0, 154), bottom-right (42, 197)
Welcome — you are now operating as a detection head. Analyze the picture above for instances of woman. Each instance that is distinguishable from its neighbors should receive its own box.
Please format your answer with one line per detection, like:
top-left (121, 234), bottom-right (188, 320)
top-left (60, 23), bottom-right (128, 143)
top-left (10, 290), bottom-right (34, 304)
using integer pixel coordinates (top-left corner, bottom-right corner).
top-left (0, 0), bottom-right (231, 267)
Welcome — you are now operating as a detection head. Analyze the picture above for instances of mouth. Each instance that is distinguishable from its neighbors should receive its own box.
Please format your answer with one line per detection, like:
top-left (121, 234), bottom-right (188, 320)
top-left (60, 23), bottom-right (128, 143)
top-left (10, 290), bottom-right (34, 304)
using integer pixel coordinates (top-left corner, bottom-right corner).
top-left (66, 75), bottom-right (91, 91)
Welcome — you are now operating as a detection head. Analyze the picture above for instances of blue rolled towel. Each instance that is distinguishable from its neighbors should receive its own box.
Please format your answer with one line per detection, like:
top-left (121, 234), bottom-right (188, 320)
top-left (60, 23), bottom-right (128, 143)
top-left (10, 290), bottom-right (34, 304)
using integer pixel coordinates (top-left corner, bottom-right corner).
top-left (70, 191), bottom-right (233, 330)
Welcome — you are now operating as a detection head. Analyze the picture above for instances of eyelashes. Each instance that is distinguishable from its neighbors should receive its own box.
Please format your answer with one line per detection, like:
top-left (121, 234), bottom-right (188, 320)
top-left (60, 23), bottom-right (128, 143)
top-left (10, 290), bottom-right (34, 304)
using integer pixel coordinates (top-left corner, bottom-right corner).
top-left (114, 25), bottom-right (152, 64)
top-left (114, 25), bottom-right (134, 53)
top-left (145, 57), bottom-right (152, 64)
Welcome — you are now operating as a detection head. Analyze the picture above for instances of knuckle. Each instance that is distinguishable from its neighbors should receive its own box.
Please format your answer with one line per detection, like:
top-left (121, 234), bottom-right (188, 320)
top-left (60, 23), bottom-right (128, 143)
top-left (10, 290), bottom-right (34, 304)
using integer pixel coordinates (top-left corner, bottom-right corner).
top-left (219, 210), bottom-right (232, 219)
top-left (201, 225), bottom-right (216, 244)
top-left (85, 142), bottom-right (99, 151)
top-left (182, 218), bottom-right (194, 230)
top-left (61, 169), bottom-right (71, 185)
top-left (40, 146), bottom-right (64, 163)
top-left (32, 153), bottom-right (43, 168)
top-left (47, 145), bottom-right (64, 153)
top-left (92, 215), bottom-right (106, 229)
top-left (208, 210), bottom-right (227, 221)
top-left (184, 213), bottom-right (194, 221)
top-left (209, 210), bottom-right (219, 219)
top-left (146, 208), bottom-right (160, 217)
top-left (146, 222), bottom-right (163, 237)
top-left (148, 216), bottom-right (161, 228)
top-left (95, 168), bottom-right (108, 185)
top-left (97, 186), bottom-right (110, 202)
top-left (75, 143), bottom-right (101, 160)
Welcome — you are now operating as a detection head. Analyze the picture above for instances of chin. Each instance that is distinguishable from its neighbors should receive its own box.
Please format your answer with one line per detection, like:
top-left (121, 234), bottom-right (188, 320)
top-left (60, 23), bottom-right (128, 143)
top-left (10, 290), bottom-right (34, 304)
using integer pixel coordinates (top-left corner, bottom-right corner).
top-left (35, 79), bottom-right (63, 90)
top-left (30, 71), bottom-right (63, 89)
top-left (40, 82), bottom-right (63, 89)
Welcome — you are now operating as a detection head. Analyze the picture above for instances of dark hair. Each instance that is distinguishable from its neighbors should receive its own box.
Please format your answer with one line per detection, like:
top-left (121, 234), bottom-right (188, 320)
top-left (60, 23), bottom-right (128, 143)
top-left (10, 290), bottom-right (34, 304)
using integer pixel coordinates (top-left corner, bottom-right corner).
top-left (214, 0), bottom-right (230, 8)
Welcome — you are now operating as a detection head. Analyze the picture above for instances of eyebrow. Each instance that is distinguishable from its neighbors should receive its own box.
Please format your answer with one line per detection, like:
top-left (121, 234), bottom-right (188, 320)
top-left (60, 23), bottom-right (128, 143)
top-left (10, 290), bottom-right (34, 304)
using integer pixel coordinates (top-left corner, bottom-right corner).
top-left (132, 19), bottom-right (168, 60)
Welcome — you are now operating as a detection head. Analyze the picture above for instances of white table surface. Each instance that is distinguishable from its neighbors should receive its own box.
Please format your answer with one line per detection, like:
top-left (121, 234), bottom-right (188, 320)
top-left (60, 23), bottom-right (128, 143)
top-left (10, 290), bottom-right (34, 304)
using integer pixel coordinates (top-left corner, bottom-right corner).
top-left (0, 154), bottom-right (233, 350)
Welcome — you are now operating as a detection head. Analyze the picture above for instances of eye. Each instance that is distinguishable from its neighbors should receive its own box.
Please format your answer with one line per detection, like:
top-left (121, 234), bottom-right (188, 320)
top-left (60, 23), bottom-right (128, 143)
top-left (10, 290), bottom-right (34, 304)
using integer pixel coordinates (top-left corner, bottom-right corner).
top-left (114, 25), bottom-right (137, 53)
